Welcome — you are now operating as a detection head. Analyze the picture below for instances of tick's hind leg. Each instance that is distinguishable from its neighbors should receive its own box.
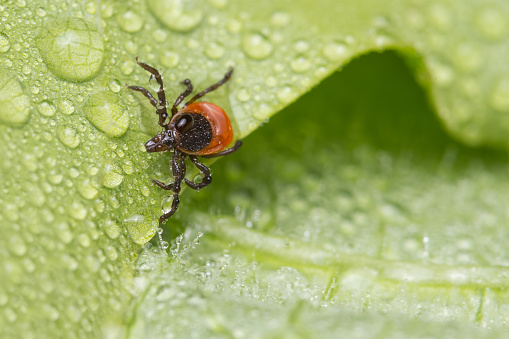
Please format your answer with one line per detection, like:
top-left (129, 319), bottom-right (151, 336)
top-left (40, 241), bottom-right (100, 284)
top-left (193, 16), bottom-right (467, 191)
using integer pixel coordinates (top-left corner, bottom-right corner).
top-left (159, 192), bottom-right (180, 224)
top-left (185, 156), bottom-right (212, 190)
top-left (134, 57), bottom-right (169, 127)
top-left (185, 67), bottom-right (234, 106)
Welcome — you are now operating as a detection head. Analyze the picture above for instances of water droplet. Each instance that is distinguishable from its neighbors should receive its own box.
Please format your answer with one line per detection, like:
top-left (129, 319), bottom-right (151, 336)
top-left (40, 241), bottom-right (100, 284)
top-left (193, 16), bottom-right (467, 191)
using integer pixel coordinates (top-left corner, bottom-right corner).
top-left (161, 241), bottom-right (169, 249)
top-left (428, 3), bottom-right (452, 32)
top-left (161, 195), bottom-right (174, 213)
top-left (105, 245), bottom-right (118, 261)
top-left (78, 233), bottom-right (91, 247)
top-left (35, 18), bottom-right (105, 82)
top-left (69, 201), bottom-right (87, 220)
top-left (227, 19), bottom-right (242, 33)
top-left (146, 0), bottom-right (203, 32)
top-left (205, 41), bottom-right (225, 60)
top-left (101, 163), bottom-right (124, 188)
top-left (294, 40), bottom-right (309, 53)
top-left (43, 305), bottom-right (59, 321)
top-left (117, 10), bottom-right (143, 33)
top-left (16, 0), bottom-right (26, 8)
top-left (160, 51), bottom-right (180, 68)
top-left (323, 40), bottom-right (349, 62)
top-left (124, 214), bottom-right (156, 245)
top-left (120, 59), bottom-right (135, 75)
top-left (57, 125), bottom-right (81, 148)
top-left (208, 0), bottom-right (227, 8)
top-left (22, 258), bottom-right (36, 273)
top-left (427, 59), bottom-right (454, 87)
top-left (253, 104), bottom-right (271, 120)
top-left (265, 76), bottom-right (277, 87)
top-left (474, 6), bottom-right (508, 40)
top-left (85, 1), bottom-right (96, 14)
top-left (83, 91), bottom-right (130, 137)
top-left (36, 7), bottom-right (46, 17)
top-left (242, 32), bottom-right (273, 60)
top-left (103, 220), bottom-right (120, 239)
top-left (78, 178), bottom-right (98, 199)
top-left (57, 222), bottom-right (74, 244)
top-left (109, 79), bottom-right (122, 93)
top-left (62, 254), bottom-right (79, 271)
top-left (59, 100), bottom-right (75, 115)
top-left (7, 234), bottom-right (27, 256)
top-left (453, 43), bottom-right (482, 73)
top-left (490, 78), bottom-right (509, 112)
top-left (0, 68), bottom-right (31, 126)
top-left (0, 33), bottom-right (10, 53)
top-left (277, 85), bottom-right (297, 104)
top-left (290, 56), bottom-right (310, 73)
top-left (236, 88), bottom-right (252, 102)
top-left (271, 11), bottom-right (290, 27)
top-left (405, 8), bottom-right (424, 29)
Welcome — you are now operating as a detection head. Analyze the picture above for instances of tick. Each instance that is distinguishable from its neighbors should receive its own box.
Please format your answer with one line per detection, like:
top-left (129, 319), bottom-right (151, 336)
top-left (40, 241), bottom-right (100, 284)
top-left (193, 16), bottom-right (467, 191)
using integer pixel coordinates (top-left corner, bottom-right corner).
top-left (128, 58), bottom-right (242, 224)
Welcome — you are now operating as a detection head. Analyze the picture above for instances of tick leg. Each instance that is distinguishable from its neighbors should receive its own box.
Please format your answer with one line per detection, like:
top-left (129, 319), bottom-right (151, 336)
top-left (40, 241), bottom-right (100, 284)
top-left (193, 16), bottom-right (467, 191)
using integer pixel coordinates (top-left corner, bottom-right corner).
top-left (202, 140), bottom-right (242, 159)
top-left (159, 150), bottom-right (187, 224)
top-left (135, 57), bottom-right (169, 128)
top-left (185, 67), bottom-right (234, 106)
top-left (152, 179), bottom-right (174, 190)
top-left (171, 79), bottom-right (194, 116)
top-left (185, 155), bottom-right (212, 190)
top-left (127, 86), bottom-right (157, 107)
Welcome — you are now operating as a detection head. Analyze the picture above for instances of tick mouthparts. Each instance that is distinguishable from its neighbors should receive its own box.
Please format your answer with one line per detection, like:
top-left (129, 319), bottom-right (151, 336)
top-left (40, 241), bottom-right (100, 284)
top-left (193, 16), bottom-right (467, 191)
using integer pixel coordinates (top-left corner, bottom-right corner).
top-left (144, 139), bottom-right (158, 153)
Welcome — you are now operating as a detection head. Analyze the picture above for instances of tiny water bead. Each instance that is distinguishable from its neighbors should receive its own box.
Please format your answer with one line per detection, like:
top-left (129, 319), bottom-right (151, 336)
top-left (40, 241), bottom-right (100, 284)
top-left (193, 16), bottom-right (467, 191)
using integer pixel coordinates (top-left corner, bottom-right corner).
top-left (35, 18), bottom-right (105, 82)
top-left (242, 33), bottom-right (273, 60)
top-left (146, 0), bottom-right (203, 33)
top-left (474, 5), bottom-right (508, 41)
top-left (117, 10), bottom-right (143, 33)
top-left (236, 88), bottom-right (252, 102)
top-left (161, 195), bottom-right (174, 213)
top-left (154, 48), bottom-right (177, 69)
top-left (489, 78), bottom-right (509, 112)
top-left (103, 220), bottom-right (120, 239)
top-left (124, 214), bottom-right (157, 245)
top-left (100, 163), bottom-right (124, 188)
top-left (77, 178), bottom-right (99, 200)
top-left (205, 41), bottom-right (225, 60)
top-left (290, 56), bottom-right (311, 73)
top-left (277, 85), bottom-right (297, 104)
top-left (323, 40), bottom-right (350, 62)
top-left (57, 125), bottom-right (81, 149)
top-left (0, 33), bottom-right (10, 53)
top-left (271, 11), bottom-right (290, 27)
top-left (59, 100), bottom-right (75, 115)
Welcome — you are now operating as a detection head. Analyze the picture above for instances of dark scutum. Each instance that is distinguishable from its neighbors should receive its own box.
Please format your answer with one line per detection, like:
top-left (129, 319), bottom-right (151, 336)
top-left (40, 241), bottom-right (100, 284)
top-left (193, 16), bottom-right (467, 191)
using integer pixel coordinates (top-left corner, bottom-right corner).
top-left (178, 113), bottom-right (213, 152)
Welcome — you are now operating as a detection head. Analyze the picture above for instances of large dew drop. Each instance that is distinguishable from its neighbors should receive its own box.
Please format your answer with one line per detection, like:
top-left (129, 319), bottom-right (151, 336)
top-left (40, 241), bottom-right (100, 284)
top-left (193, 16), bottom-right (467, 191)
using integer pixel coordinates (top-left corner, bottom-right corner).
top-left (35, 18), bottom-right (105, 82)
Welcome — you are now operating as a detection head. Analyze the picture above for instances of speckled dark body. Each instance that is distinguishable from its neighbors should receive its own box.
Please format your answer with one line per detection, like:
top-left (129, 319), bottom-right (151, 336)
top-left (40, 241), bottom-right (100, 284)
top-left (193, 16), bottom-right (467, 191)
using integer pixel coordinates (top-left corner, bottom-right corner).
top-left (128, 58), bottom-right (242, 224)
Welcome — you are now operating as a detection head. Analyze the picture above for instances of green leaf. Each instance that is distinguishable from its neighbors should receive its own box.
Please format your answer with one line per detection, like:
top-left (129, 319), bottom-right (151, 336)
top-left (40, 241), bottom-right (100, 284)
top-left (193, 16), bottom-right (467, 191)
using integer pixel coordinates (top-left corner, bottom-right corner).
top-left (1, 0), bottom-right (509, 338)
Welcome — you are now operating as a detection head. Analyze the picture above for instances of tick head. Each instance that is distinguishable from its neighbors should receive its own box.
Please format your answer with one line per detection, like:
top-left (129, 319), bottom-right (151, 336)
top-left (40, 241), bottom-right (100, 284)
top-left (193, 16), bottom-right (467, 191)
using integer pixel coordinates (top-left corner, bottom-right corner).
top-left (145, 130), bottom-right (176, 153)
